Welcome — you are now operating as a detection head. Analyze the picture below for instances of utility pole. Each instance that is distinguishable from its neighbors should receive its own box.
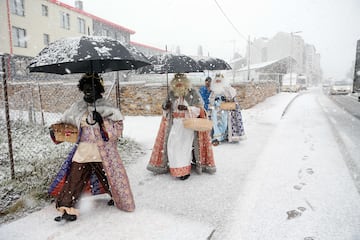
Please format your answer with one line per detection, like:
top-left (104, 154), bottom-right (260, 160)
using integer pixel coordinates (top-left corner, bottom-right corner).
top-left (229, 39), bottom-right (236, 58)
top-left (290, 33), bottom-right (293, 88)
top-left (1, 54), bottom-right (15, 179)
top-left (289, 31), bottom-right (302, 90)
top-left (247, 35), bottom-right (251, 81)
top-left (230, 40), bottom-right (236, 82)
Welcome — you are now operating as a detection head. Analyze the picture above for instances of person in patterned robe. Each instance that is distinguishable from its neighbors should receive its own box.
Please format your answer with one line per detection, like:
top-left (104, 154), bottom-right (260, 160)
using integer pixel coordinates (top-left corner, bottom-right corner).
top-left (49, 73), bottom-right (135, 221)
top-left (209, 73), bottom-right (245, 146)
top-left (147, 73), bottom-right (216, 180)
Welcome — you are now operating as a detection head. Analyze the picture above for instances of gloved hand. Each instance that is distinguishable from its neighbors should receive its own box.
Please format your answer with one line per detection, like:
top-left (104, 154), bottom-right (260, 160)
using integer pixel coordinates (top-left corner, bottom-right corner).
top-left (178, 105), bottom-right (188, 111)
top-left (162, 100), bottom-right (172, 110)
top-left (92, 111), bottom-right (109, 141)
top-left (92, 111), bottom-right (103, 124)
top-left (221, 96), bottom-right (226, 102)
top-left (49, 127), bottom-right (62, 144)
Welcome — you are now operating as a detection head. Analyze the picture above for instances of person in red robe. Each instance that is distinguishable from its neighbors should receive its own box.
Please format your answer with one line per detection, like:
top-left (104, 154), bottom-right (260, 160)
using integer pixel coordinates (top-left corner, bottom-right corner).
top-left (147, 73), bottom-right (216, 180)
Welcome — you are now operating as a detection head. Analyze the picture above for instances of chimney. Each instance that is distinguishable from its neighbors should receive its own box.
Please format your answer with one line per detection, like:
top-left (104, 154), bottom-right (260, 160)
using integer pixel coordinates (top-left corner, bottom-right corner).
top-left (75, 0), bottom-right (83, 10)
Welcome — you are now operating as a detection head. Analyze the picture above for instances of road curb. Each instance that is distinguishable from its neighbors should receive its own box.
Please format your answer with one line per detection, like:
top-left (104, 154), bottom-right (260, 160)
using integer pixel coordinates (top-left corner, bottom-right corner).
top-left (281, 92), bottom-right (303, 118)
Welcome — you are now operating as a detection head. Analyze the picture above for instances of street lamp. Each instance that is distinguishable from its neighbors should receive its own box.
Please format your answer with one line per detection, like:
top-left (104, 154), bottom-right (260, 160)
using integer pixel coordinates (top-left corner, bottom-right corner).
top-left (289, 31), bottom-right (302, 90)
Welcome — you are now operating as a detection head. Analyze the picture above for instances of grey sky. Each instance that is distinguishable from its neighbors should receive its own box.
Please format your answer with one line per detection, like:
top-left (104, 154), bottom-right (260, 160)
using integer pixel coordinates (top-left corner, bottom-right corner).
top-left (61, 0), bottom-right (360, 79)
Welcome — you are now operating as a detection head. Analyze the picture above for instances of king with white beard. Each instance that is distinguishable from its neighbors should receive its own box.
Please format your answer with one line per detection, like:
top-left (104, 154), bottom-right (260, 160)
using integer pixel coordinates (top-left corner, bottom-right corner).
top-left (209, 73), bottom-right (245, 145)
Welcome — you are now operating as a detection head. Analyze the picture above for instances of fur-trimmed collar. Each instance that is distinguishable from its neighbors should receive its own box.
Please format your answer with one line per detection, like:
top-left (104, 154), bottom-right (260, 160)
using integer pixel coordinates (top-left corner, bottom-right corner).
top-left (60, 98), bottom-right (124, 128)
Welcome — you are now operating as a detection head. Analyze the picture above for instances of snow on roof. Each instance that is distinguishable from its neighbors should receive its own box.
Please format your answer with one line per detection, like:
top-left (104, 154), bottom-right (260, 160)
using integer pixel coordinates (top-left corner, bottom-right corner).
top-left (239, 59), bottom-right (279, 71)
top-left (130, 41), bottom-right (166, 52)
top-left (237, 56), bottom-right (296, 71)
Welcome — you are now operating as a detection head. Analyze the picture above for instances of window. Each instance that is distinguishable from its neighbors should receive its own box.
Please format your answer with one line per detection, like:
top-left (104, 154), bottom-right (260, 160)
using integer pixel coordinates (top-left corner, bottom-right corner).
top-left (119, 35), bottom-right (126, 43)
top-left (60, 12), bottom-right (70, 30)
top-left (12, 26), bottom-right (27, 48)
top-left (102, 29), bottom-right (110, 37)
top-left (114, 33), bottom-right (126, 43)
top-left (42, 4), bottom-right (48, 16)
top-left (77, 17), bottom-right (85, 34)
top-left (11, 0), bottom-right (25, 16)
top-left (43, 34), bottom-right (50, 45)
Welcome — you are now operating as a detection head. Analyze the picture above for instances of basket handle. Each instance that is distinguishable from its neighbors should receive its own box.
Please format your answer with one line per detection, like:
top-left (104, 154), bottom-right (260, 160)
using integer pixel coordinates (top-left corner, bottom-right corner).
top-left (186, 105), bottom-right (205, 119)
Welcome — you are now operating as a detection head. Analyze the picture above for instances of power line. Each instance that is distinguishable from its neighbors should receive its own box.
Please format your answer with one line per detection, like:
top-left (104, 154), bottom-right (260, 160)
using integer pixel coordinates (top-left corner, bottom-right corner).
top-left (213, 0), bottom-right (247, 42)
top-left (213, 0), bottom-right (262, 55)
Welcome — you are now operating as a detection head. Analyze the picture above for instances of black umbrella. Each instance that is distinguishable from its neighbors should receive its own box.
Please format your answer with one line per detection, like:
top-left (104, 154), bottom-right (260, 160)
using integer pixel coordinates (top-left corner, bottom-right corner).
top-left (27, 36), bottom-right (151, 74)
top-left (137, 53), bottom-right (203, 98)
top-left (197, 57), bottom-right (232, 71)
top-left (138, 53), bottom-right (203, 74)
top-left (28, 36), bottom-right (151, 127)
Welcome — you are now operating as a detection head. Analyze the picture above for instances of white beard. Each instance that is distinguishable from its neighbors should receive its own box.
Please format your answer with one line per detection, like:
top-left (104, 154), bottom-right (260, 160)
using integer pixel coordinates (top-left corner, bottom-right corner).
top-left (173, 86), bottom-right (187, 97)
top-left (211, 81), bottom-right (226, 95)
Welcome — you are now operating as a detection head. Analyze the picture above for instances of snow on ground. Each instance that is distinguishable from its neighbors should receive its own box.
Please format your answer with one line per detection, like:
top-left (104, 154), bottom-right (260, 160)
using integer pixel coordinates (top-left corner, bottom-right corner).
top-left (223, 90), bottom-right (360, 239)
top-left (1, 89), bottom-right (360, 240)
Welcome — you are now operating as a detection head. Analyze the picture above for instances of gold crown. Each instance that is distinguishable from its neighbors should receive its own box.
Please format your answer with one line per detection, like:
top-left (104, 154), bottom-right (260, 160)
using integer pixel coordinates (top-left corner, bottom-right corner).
top-left (82, 73), bottom-right (104, 86)
top-left (215, 73), bottom-right (224, 78)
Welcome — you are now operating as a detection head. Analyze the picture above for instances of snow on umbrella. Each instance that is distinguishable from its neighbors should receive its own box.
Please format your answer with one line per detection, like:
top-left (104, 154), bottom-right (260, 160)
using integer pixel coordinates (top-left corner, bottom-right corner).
top-left (137, 53), bottom-right (203, 97)
top-left (197, 57), bottom-right (232, 71)
top-left (27, 36), bottom-right (151, 127)
top-left (138, 53), bottom-right (203, 74)
top-left (27, 36), bottom-right (151, 74)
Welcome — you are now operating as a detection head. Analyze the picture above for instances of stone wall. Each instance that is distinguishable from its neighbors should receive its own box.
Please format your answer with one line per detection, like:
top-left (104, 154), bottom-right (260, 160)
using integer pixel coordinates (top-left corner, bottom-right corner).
top-left (0, 81), bottom-right (278, 116)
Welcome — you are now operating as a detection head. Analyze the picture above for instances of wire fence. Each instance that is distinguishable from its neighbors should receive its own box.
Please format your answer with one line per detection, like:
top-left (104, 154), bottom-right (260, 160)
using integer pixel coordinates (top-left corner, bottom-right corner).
top-left (0, 53), bottom-right (167, 182)
top-left (0, 54), bottom-right (123, 181)
top-left (0, 54), bottom-right (149, 222)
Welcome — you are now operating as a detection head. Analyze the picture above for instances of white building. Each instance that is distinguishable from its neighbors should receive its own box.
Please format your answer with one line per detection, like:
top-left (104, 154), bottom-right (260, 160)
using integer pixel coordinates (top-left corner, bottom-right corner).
top-left (0, 0), bottom-right (137, 57)
top-left (0, 0), bottom-right (164, 81)
top-left (245, 32), bottom-right (321, 83)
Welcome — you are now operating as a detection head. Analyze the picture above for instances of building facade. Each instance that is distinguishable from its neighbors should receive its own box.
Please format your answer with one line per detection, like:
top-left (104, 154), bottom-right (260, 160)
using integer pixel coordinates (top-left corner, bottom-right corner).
top-left (0, 0), bottom-right (164, 81)
top-left (0, 0), bottom-right (134, 57)
top-left (245, 32), bottom-right (321, 84)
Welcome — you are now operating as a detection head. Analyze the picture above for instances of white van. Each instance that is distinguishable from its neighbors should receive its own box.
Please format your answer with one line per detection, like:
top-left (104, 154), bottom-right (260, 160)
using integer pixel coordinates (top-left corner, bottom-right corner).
top-left (281, 73), bottom-right (301, 92)
top-left (297, 75), bottom-right (307, 90)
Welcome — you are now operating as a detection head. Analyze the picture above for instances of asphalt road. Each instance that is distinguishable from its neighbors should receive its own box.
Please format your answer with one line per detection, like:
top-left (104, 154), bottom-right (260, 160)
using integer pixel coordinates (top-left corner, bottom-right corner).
top-left (330, 93), bottom-right (360, 119)
top-left (319, 90), bottom-right (360, 192)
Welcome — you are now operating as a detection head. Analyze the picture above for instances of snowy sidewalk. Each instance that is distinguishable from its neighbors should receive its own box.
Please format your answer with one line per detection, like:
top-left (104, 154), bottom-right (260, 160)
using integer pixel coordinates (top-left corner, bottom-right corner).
top-left (221, 90), bottom-right (360, 239)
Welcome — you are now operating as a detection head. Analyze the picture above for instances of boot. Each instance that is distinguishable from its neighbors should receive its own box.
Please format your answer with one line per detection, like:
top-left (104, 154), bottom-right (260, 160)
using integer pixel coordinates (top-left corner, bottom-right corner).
top-left (107, 199), bottom-right (114, 206)
top-left (54, 211), bottom-right (77, 222)
top-left (179, 174), bottom-right (190, 180)
top-left (62, 211), bottom-right (77, 221)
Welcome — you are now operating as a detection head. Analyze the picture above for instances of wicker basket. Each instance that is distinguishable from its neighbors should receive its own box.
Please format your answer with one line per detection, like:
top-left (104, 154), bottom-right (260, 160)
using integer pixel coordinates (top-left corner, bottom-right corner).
top-left (220, 102), bottom-right (236, 110)
top-left (183, 118), bottom-right (213, 132)
top-left (51, 123), bottom-right (79, 143)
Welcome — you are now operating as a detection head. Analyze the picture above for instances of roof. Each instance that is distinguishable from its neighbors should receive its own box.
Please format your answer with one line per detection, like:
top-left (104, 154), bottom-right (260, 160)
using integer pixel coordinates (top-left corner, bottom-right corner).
top-left (238, 56), bottom-right (296, 72)
top-left (240, 59), bottom-right (279, 71)
top-left (50, 0), bottom-right (135, 34)
top-left (130, 41), bottom-right (166, 52)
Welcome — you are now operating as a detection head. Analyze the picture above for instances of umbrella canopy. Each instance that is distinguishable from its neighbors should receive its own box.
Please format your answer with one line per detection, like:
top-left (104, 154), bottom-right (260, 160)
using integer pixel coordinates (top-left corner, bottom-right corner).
top-left (197, 57), bottom-right (232, 71)
top-left (27, 36), bottom-right (151, 74)
top-left (138, 53), bottom-right (203, 74)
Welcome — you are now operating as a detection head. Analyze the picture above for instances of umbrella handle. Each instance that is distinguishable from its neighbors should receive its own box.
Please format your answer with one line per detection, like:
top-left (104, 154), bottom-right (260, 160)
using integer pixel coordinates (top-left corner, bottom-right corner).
top-left (86, 115), bottom-right (97, 125)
